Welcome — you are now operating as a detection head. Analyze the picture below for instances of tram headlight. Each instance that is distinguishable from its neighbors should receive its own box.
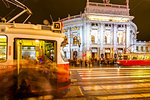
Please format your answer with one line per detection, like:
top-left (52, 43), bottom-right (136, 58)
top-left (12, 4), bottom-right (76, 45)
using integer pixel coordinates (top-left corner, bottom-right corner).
top-left (117, 61), bottom-right (120, 64)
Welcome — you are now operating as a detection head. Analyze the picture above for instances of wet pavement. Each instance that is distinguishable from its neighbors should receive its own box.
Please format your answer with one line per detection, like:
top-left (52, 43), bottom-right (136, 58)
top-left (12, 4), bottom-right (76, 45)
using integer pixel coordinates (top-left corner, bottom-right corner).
top-left (2, 65), bottom-right (150, 99)
top-left (55, 65), bottom-right (150, 100)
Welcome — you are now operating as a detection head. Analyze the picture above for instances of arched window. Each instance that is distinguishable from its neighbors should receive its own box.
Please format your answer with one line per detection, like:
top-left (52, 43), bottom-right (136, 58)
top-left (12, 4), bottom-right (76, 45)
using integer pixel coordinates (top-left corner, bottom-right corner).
top-left (73, 37), bottom-right (78, 46)
top-left (141, 46), bottom-right (143, 52)
top-left (136, 46), bottom-right (139, 51)
top-left (117, 31), bottom-right (123, 44)
top-left (117, 37), bottom-right (119, 44)
top-left (146, 47), bottom-right (149, 52)
top-left (105, 36), bottom-right (107, 44)
top-left (105, 31), bottom-right (111, 44)
top-left (91, 35), bottom-right (95, 44)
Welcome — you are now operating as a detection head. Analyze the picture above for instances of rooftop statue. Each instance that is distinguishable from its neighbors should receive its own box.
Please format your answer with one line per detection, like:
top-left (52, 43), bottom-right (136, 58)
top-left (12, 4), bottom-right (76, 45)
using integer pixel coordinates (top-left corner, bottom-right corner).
top-left (103, 0), bottom-right (110, 3)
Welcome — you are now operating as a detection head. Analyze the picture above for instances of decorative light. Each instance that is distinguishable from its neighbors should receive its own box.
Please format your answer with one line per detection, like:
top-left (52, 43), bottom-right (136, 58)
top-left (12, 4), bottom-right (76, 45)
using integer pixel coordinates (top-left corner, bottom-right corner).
top-left (72, 27), bottom-right (74, 30)
top-left (75, 27), bottom-right (79, 30)
top-left (35, 40), bottom-right (39, 43)
top-left (88, 15), bottom-right (130, 22)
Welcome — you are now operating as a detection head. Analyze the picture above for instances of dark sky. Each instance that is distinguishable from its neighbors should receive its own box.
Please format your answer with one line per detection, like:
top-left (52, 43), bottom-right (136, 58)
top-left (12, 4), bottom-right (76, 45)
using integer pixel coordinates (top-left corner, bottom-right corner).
top-left (0, 0), bottom-right (150, 41)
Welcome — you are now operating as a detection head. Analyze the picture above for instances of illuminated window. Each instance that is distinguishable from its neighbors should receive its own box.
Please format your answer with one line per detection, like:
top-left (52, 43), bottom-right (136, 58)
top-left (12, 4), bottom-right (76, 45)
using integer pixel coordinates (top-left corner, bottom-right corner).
top-left (75, 27), bottom-right (79, 30)
top-left (105, 36), bottom-right (107, 44)
top-left (146, 47), bottom-right (149, 52)
top-left (136, 46), bottom-right (139, 51)
top-left (91, 35), bottom-right (95, 44)
top-left (117, 37), bottom-right (119, 44)
top-left (72, 27), bottom-right (74, 30)
top-left (63, 29), bottom-right (67, 32)
top-left (15, 39), bottom-right (57, 62)
top-left (73, 37), bottom-right (78, 46)
top-left (105, 31), bottom-right (111, 44)
top-left (117, 31), bottom-right (123, 44)
top-left (0, 35), bottom-right (7, 62)
top-left (141, 46), bottom-right (143, 51)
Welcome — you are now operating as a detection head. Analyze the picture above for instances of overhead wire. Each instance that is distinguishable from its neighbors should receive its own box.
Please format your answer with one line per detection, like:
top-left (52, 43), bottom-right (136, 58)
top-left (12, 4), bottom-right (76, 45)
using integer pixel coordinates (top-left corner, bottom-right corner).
top-left (3, 0), bottom-right (26, 19)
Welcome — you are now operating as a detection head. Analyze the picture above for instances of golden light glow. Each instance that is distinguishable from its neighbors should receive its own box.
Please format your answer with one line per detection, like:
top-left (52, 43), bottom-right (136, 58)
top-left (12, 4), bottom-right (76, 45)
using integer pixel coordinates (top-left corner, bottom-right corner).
top-left (0, 36), bottom-right (6, 42)
top-left (35, 40), bottom-right (40, 43)
top-left (88, 15), bottom-right (130, 22)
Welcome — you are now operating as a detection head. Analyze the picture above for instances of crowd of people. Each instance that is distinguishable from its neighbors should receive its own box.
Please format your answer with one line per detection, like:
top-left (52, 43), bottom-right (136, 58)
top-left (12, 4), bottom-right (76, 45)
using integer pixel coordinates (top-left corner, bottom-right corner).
top-left (69, 58), bottom-right (117, 67)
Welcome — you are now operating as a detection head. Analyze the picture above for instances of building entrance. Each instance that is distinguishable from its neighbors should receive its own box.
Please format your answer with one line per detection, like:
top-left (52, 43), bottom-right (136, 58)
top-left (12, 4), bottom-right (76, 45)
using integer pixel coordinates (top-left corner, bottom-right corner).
top-left (73, 51), bottom-right (77, 60)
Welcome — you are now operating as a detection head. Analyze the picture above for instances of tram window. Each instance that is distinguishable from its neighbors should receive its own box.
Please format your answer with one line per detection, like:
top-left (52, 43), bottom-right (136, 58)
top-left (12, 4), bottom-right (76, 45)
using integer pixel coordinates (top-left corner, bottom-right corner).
top-left (146, 56), bottom-right (150, 60)
top-left (118, 55), bottom-right (123, 60)
top-left (45, 41), bottom-right (57, 62)
top-left (132, 56), bottom-right (137, 60)
top-left (14, 39), bottom-right (57, 63)
top-left (0, 35), bottom-right (7, 62)
top-left (137, 55), bottom-right (144, 60)
top-left (123, 55), bottom-right (129, 60)
top-left (146, 47), bottom-right (149, 52)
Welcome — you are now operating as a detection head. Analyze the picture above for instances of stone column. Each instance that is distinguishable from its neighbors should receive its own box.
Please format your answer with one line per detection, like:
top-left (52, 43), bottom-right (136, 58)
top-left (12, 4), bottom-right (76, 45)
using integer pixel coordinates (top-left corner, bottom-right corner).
top-left (68, 27), bottom-right (71, 59)
top-left (100, 23), bottom-right (104, 55)
top-left (86, 22), bottom-right (91, 51)
top-left (113, 24), bottom-right (117, 55)
top-left (79, 25), bottom-right (83, 59)
top-left (126, 24), bottom-right (130, 53)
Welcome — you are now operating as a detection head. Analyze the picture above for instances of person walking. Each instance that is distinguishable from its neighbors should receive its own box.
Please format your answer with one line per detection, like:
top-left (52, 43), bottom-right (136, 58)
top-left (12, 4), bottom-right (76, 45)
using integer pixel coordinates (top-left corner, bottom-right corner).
top-left (80, 59), bottom-right (83, 67)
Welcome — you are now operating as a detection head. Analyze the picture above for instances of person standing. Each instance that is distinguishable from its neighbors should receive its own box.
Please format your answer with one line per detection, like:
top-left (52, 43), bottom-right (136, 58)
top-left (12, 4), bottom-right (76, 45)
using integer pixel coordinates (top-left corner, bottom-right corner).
top-left (80, 59), bottom-right (83, 67)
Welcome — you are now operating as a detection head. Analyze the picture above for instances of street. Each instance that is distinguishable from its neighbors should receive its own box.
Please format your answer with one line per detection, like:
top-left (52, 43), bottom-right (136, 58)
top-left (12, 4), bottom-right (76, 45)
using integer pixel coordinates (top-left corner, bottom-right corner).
top-left (55, 66), bottom-right (150, 100)
top-left (2, 66), bottom-right (150, 100)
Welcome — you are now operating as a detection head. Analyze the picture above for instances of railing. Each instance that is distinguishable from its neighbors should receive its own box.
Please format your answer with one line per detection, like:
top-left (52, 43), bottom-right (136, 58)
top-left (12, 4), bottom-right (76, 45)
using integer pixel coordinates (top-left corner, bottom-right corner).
top-left (61, 14), bottom-right (82, 21)
top-left (88, 2), bottom-right (128, 9)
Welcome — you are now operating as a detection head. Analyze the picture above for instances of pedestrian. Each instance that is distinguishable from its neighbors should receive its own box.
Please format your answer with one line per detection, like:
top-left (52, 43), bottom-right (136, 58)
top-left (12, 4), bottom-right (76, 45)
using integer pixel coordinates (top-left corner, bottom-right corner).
top-left (89, 60), bottom-right (91, 67)
top-left (97, 59), bottom-right (100, 66)
top-left (80, 59), bottom-right (83, 67)
top-left (85, 60), bottom-right (87, 67)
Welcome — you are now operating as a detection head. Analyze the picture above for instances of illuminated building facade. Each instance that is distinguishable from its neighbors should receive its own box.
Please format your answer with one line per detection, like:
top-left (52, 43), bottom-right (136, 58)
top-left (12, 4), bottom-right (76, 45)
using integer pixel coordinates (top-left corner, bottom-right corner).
top-left (62, 0), bottom-right (149, 60)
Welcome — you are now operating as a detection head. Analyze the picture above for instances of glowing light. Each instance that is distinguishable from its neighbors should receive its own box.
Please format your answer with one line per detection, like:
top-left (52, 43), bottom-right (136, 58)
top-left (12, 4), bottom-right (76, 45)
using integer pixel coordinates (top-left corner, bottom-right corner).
top-left (88, 15), bottom-right (130, 22)
top-left (35, 40), bottom-right (39, 43)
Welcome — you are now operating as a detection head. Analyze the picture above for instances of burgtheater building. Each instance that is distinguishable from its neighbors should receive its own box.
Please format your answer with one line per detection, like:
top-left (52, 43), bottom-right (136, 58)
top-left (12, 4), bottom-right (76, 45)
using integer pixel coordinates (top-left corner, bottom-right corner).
top-left (62, 0), bottom-right (150, 60)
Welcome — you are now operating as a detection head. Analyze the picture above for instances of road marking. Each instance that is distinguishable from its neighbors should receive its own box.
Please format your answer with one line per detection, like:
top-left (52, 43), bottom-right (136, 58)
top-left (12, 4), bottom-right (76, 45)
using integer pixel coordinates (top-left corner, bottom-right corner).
top-left (79, 73), bottom-right (150, 77)
top-left (78, 86), bottom-right (84, 96)
top-left (81, 75), bottom-right (150, 80)
top-left (70, 67), bottom-right (150, 70)
top-left (96, 94), bottom-right (143, 100)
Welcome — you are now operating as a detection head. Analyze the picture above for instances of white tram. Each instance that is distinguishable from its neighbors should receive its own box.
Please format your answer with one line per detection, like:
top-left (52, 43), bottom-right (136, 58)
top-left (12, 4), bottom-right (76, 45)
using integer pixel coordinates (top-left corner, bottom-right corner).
top-left (0, 23), bottom-right (67, 66)
top-left (0, 23), bottom-right (71, 98)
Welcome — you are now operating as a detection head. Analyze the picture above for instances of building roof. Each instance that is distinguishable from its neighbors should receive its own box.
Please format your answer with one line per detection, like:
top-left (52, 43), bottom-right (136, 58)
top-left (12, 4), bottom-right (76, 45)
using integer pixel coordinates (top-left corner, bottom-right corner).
top-left (85, 1), bottom-right (129, 16)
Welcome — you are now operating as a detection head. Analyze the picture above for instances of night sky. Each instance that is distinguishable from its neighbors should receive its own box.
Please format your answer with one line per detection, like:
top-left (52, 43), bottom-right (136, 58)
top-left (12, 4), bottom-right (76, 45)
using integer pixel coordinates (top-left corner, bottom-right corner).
top-left (0, 0), bottom-right (150, 41)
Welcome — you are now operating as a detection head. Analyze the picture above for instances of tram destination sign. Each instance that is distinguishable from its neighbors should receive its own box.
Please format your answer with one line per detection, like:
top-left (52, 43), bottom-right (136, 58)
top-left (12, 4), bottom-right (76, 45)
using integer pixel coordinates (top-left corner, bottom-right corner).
top-left (52, 22), bottom-right (62, 33)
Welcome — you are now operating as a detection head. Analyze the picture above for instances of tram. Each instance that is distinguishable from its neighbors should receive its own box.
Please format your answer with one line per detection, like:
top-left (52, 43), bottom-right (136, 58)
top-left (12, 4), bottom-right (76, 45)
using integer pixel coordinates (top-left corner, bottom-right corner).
top-left (0, 22), bottom-right (71, 98)
top-left (117, 53), bottom-right (150, 66)
top-left (0, 0), bottom-right (71, 99)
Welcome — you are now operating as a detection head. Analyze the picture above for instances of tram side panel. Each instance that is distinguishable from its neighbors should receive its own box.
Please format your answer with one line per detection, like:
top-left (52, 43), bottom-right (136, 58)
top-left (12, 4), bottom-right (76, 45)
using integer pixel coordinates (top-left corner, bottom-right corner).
top-left (56, 39), bottom-right (71, 94)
